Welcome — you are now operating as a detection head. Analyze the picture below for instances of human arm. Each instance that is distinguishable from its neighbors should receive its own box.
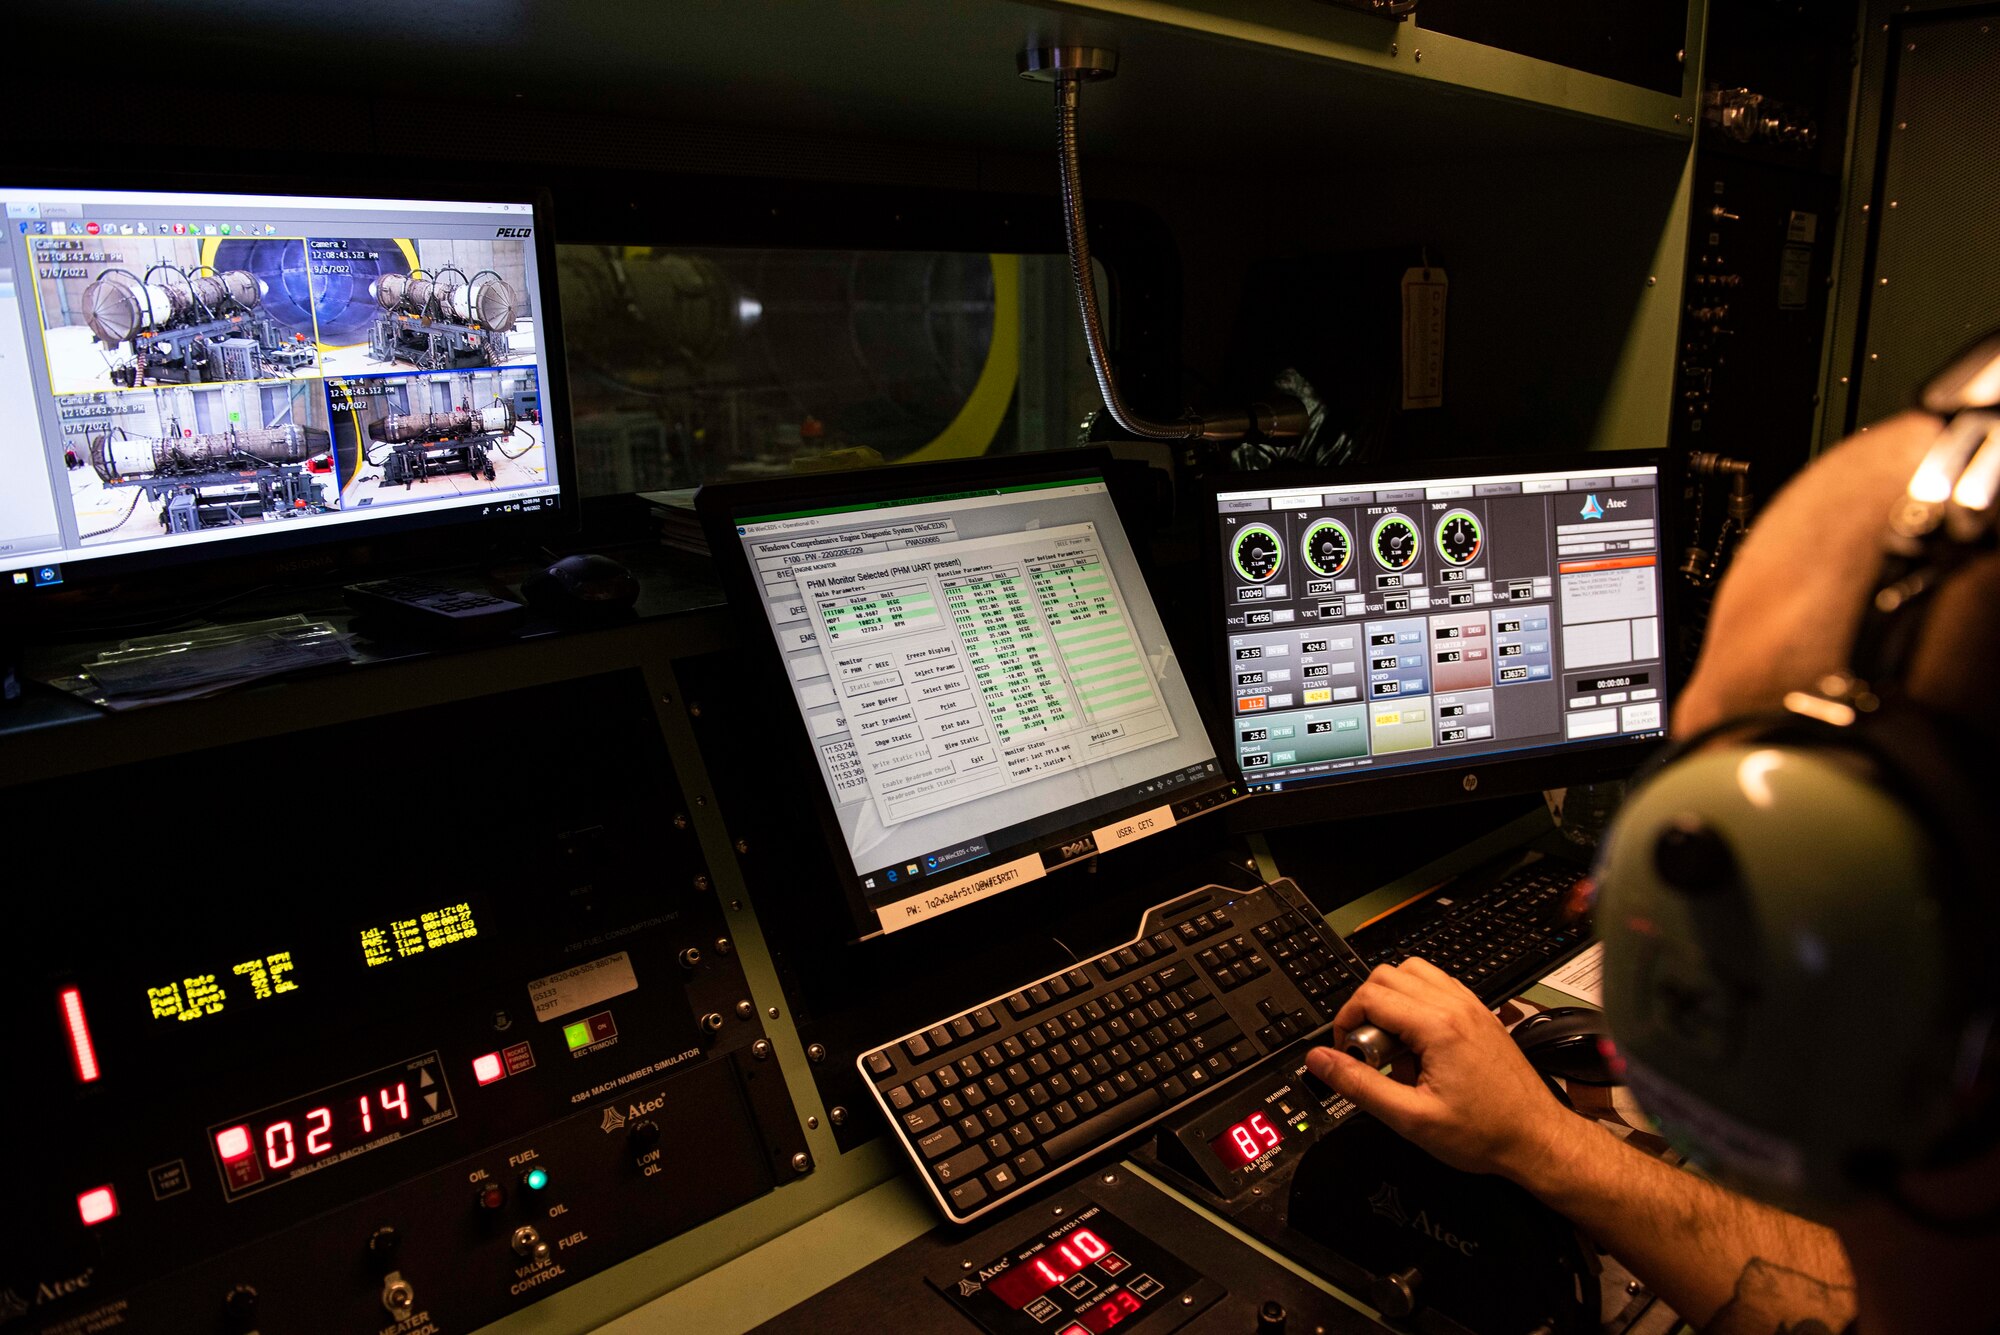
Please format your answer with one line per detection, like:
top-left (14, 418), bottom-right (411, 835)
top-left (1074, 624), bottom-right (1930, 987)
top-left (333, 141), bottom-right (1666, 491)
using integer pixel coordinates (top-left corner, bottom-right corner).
top-left (1304, 960), bottom-right (1856, 1333)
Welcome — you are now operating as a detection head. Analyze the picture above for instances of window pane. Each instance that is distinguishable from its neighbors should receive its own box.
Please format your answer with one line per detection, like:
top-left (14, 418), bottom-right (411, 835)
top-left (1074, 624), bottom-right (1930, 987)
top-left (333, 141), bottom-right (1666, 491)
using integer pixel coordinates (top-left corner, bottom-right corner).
top-left (556, 247), bottom-right (1092, 493)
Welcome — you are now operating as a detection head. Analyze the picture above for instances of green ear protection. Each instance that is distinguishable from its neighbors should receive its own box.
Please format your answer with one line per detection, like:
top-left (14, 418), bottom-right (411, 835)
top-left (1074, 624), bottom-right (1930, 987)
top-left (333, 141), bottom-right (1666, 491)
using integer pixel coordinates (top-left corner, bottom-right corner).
top-left (1596, 332), bottom-right (2000, 1224)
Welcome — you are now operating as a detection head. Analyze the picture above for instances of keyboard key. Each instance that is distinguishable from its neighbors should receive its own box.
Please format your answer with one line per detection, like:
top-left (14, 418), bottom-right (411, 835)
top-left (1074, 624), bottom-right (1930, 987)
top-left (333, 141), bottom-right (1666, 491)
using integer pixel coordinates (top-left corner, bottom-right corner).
top-left (972, 1006), bottom-right (999, 1032)
top-left (947, 1179), bottom-right (989, 1213)
top-left (1013, 1148), bottom-right (1048, 1178)
top-left (934, 1144), bottom-right (989, 1184)
top-left (951, 1016), bottom-right (977, 1042)
top-left (904, 1035), bottom-right (931, 1062)
top-left (1005, 992), bottom-right (1032, 1018)
top-left (985, 1133), bottom-right (1012, 1159)
top-left (865, 1052), bottom-right (895, 1078)
top-left (903, 1105), bottom-right (940, 1134)
top-left (1025, 984), bottom-right (1052, 1008)
top-left (1066, 969), bottom-right (1091, 991)
top-left (938, 1092), bottom-right (964, 1119)
top-left (889, 1086), bottom-right (915, 1111)
top-left (1043, 1088), bottom-right (1164, 1164)
top-left (1009, 1123), bottom-right (1035, 1148)
top-left (985, 1163), bottom-right (1019, 1194)
top-left (1046, 975), bottom-right (1071, 1000)
top-left (917, 1125), bottom-right (963, 1159)
top-left (912, 1075), bottom-right (937, 1100)
top-left (1030, 1111), bottom-right (1056, 1137)
top-left (928, 1025), bottom-right (952, 1050)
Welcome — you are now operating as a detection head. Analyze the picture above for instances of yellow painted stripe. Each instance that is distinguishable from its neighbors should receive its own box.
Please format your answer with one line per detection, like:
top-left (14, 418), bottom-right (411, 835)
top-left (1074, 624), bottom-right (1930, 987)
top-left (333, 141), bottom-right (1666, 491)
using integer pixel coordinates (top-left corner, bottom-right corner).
top-left (900, 254), bottom-right (1019, 463)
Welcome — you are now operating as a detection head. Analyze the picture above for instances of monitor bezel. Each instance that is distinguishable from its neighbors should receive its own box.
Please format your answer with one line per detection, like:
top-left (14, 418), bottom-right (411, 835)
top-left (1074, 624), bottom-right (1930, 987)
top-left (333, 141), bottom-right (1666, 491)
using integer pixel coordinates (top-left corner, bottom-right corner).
top-left (698, 449), bottom-right (1243, 941)
top-left (0, 169), bottom-right (577, 626)
top-left (1203, 449), bottom-right (1683, 831)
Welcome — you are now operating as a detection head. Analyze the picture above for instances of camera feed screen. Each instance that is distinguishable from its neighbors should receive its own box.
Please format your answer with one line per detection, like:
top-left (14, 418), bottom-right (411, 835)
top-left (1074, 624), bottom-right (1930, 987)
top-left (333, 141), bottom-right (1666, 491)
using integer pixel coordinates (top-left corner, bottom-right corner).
top-left (0, 188), bottom-right (560, 584)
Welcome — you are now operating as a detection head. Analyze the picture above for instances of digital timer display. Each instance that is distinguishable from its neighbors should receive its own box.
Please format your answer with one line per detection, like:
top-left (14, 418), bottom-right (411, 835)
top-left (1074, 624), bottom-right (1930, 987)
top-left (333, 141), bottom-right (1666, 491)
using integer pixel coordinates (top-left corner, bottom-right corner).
top-left (940, 1204), bottom-right (1212, 1335)
top-left (209, 1051), bottom-right (457, 1200)
top-left (987, 1228), bottom-right (1119, 1308)
top-left (1208, 1110), bottom-right (1284, 1168)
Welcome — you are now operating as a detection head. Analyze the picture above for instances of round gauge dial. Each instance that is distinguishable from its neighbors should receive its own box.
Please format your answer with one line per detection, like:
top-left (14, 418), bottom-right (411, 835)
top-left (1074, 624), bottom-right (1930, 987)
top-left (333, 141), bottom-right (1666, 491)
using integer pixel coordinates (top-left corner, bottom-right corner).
top-left (1231, 523), bottom-right (1284, 583)
top-left (1435, 509), bottom-right (1484, 566)
top-left (1371, 514), bottom-right (1419, 572)
top-left (1302, 518), bottom-right (1352, 577)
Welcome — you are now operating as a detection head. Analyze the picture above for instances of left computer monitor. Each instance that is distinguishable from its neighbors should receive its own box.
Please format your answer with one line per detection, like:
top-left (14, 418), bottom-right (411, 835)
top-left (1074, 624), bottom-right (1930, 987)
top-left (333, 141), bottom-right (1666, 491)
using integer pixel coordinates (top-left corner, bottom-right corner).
top-left (699, 452), bottom-right (1243, 940)
top-left (0, 181), bottom-right (572, 611)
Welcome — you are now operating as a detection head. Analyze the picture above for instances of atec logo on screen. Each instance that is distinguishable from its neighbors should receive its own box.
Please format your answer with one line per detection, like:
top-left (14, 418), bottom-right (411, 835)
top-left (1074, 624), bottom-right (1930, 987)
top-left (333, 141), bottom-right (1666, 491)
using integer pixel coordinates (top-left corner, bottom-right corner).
top-left (1578, 494), bottom-right (1628, 520)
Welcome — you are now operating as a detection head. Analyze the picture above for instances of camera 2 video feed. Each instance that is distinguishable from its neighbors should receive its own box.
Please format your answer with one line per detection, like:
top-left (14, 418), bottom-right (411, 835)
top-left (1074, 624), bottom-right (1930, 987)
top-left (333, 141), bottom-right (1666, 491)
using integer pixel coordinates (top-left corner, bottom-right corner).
top-left (307, 237), bottom-right (536, 377)
top-left (62, 381), bottom-right (336, 544)
top-left (29, 232), bottom-right (320, 394)
top-left (327, 369), bottom-right (547, 510)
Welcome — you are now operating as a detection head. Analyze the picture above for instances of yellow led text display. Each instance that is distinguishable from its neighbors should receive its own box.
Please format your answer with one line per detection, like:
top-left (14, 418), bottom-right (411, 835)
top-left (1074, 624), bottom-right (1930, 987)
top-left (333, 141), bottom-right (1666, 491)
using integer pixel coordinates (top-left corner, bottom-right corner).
top-left (361, 902), bottom-right (478, 967)
top-left (148, 952), bottom-right (298, 1022)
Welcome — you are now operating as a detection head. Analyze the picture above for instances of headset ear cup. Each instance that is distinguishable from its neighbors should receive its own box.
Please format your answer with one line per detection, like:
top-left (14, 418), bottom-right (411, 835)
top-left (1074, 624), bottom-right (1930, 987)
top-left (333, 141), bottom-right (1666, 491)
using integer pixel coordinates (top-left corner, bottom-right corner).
top-left (1597, 738), bottom-right (1952, 1213)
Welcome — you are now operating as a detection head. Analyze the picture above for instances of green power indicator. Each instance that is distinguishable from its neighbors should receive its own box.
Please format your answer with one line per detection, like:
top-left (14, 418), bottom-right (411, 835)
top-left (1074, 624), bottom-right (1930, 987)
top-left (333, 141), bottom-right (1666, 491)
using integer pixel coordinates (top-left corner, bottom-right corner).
top-left (524, 1167), bottom-right (550, 1191)
top-left (563, 1021), bottom-right (591, 1051)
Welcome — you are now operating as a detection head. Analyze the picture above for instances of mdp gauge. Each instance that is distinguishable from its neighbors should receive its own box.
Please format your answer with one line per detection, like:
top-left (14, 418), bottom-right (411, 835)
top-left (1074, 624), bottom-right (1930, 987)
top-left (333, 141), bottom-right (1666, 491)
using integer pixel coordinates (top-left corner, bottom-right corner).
top-left (1435, 509), bottom-right (1483, 566)
top-left (1231, 523), bottom-right (1284, 583)
top-left (1302, 518), bottom-right (1352, 577)
top-left (1371, 514), bottom-right (1419, 572)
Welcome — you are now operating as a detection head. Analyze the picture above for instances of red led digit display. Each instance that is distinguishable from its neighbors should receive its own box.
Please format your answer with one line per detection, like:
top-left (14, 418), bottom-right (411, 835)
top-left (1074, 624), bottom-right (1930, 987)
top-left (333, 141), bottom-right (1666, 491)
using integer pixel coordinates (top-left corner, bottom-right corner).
top-left (1079, 1290), bottom-right (1144, 1332)
top-left (210, 1054), bottom-right (456, 1200)
top-left (1207, 1111), bottom-right (1284, 1169)
top-left (985, 1229), bottom-right (1115, 1309)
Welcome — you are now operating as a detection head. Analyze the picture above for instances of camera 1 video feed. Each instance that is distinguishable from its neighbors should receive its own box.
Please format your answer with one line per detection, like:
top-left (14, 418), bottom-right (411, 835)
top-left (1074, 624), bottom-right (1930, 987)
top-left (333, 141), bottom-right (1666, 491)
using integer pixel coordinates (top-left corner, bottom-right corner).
top-left (28, 233), bottom-right (320, 394)
top-left (304, 238), bottom-right (535, 377)
top-left (62, 381), bottom-right (335, 545)
top-left (328, 370), bottom-right (547, 510)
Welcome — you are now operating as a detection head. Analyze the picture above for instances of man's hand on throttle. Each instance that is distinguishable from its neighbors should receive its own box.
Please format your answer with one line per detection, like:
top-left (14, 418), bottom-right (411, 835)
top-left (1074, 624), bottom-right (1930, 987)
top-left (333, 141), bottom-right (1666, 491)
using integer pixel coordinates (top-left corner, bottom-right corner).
top-left (1304, 958), bottom-right (1578, 1183)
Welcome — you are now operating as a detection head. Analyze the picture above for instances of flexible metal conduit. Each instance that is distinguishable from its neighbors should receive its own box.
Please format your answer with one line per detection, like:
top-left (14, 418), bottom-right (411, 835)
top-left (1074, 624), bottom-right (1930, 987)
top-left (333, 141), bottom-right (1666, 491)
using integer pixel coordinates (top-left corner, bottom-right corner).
top-left (1054, 77), bottom-right (1202, 442)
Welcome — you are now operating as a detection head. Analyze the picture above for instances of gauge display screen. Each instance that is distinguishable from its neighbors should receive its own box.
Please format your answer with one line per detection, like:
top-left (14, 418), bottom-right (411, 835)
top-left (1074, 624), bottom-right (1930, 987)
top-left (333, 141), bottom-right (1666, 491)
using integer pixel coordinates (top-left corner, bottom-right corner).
top-left (1435, 509), bottom-right (1483, 566)
top-left (1302, 519), bottom-right (1351, 577)
top-left (1232, 524), bottom-right (1283, 582)
top-left (1371, 514), bottom-right (1419, 571)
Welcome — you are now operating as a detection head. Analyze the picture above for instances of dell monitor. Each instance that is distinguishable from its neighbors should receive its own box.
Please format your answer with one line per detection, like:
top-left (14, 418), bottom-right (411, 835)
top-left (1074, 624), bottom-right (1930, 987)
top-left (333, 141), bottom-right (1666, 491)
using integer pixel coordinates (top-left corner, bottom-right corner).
top-left (699, 452), bottom-right (1242, 939)
top-left (0, 180), bottom-right (572, 616)
top-left (1209, 453), bottom-right (1675, 822)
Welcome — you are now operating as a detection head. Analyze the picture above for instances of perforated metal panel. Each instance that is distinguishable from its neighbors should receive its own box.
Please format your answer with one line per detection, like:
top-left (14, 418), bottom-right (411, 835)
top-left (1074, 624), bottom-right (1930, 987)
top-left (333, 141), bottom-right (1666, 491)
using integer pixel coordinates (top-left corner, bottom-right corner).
top-left (1852, 12), bottom-right (2000, 426)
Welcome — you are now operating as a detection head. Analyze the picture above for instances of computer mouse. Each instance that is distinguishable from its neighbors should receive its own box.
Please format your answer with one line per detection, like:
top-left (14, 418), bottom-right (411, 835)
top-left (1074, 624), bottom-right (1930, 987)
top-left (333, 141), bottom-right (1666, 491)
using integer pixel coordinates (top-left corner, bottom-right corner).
top-left (1510, 1006), bottom-right (1618, 1086)
top-left (521, 553), bottom-right (639, 615)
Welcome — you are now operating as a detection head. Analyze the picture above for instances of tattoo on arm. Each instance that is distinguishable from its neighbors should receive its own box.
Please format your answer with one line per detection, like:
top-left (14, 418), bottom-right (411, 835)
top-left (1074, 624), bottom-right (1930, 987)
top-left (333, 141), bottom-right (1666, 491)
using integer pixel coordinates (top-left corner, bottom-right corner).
top-left (1704, 1257), bottom-right (1857, 1335)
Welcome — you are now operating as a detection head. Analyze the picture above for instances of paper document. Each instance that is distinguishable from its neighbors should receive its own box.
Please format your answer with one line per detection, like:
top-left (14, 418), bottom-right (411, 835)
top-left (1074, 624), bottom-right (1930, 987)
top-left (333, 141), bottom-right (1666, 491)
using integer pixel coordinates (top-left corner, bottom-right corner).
top-left (1539, 941), bottom-right (1605, 1006)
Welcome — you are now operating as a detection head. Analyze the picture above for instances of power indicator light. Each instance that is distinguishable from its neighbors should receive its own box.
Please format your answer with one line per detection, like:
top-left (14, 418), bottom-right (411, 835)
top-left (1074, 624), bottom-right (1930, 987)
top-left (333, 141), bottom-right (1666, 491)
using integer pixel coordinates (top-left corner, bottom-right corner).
top-left (472, 1052), bottom-right (505, 1085)
top-left (76, 1186), bottom-right (118, 1226)
top-left (523, 1167), bottom-right (549, 1191)
top-left (60, 988), bottom-right (100, 1083)
top-left (563, 1022), bottom-right (591, 1052)
top-left (215, 1126), bottom-right (253, 1161)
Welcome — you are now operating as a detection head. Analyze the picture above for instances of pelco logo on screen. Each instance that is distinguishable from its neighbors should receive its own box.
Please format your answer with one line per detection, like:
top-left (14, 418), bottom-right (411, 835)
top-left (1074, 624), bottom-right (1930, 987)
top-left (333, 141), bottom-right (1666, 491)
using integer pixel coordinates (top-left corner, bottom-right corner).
top-left (496, 226), bottom-right (532, 238)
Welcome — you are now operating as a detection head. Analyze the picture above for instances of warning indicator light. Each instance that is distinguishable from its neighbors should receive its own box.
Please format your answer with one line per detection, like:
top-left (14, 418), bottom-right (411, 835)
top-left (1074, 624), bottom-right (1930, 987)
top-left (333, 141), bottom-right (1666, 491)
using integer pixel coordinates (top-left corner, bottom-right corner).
top-left (472, 1052), bottom-right (505, 1085)
top-left (77, 1186), bottom-right (118, 1225)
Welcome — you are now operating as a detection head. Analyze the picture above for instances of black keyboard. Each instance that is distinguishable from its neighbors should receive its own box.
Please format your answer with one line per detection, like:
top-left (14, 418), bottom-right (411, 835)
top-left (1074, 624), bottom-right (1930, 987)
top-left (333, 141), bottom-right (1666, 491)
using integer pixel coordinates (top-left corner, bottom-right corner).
top-left (1347, 853), bottom-right (1592, 1005)
top-left (859, 880), bottom-right (1358, 1223)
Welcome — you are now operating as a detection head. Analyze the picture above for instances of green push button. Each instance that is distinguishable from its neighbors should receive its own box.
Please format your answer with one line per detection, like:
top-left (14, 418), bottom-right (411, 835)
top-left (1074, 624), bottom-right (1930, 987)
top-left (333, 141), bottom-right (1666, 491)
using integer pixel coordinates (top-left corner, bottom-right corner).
top-left (564, 1021), bottom-right (591, 1051)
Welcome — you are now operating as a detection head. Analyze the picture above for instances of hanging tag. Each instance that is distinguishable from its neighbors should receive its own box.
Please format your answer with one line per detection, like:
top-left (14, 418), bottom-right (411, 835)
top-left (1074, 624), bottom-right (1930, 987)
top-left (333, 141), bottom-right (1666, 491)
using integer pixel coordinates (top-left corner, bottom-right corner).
top-left (1401, 265), bottom-right (1448, 410)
